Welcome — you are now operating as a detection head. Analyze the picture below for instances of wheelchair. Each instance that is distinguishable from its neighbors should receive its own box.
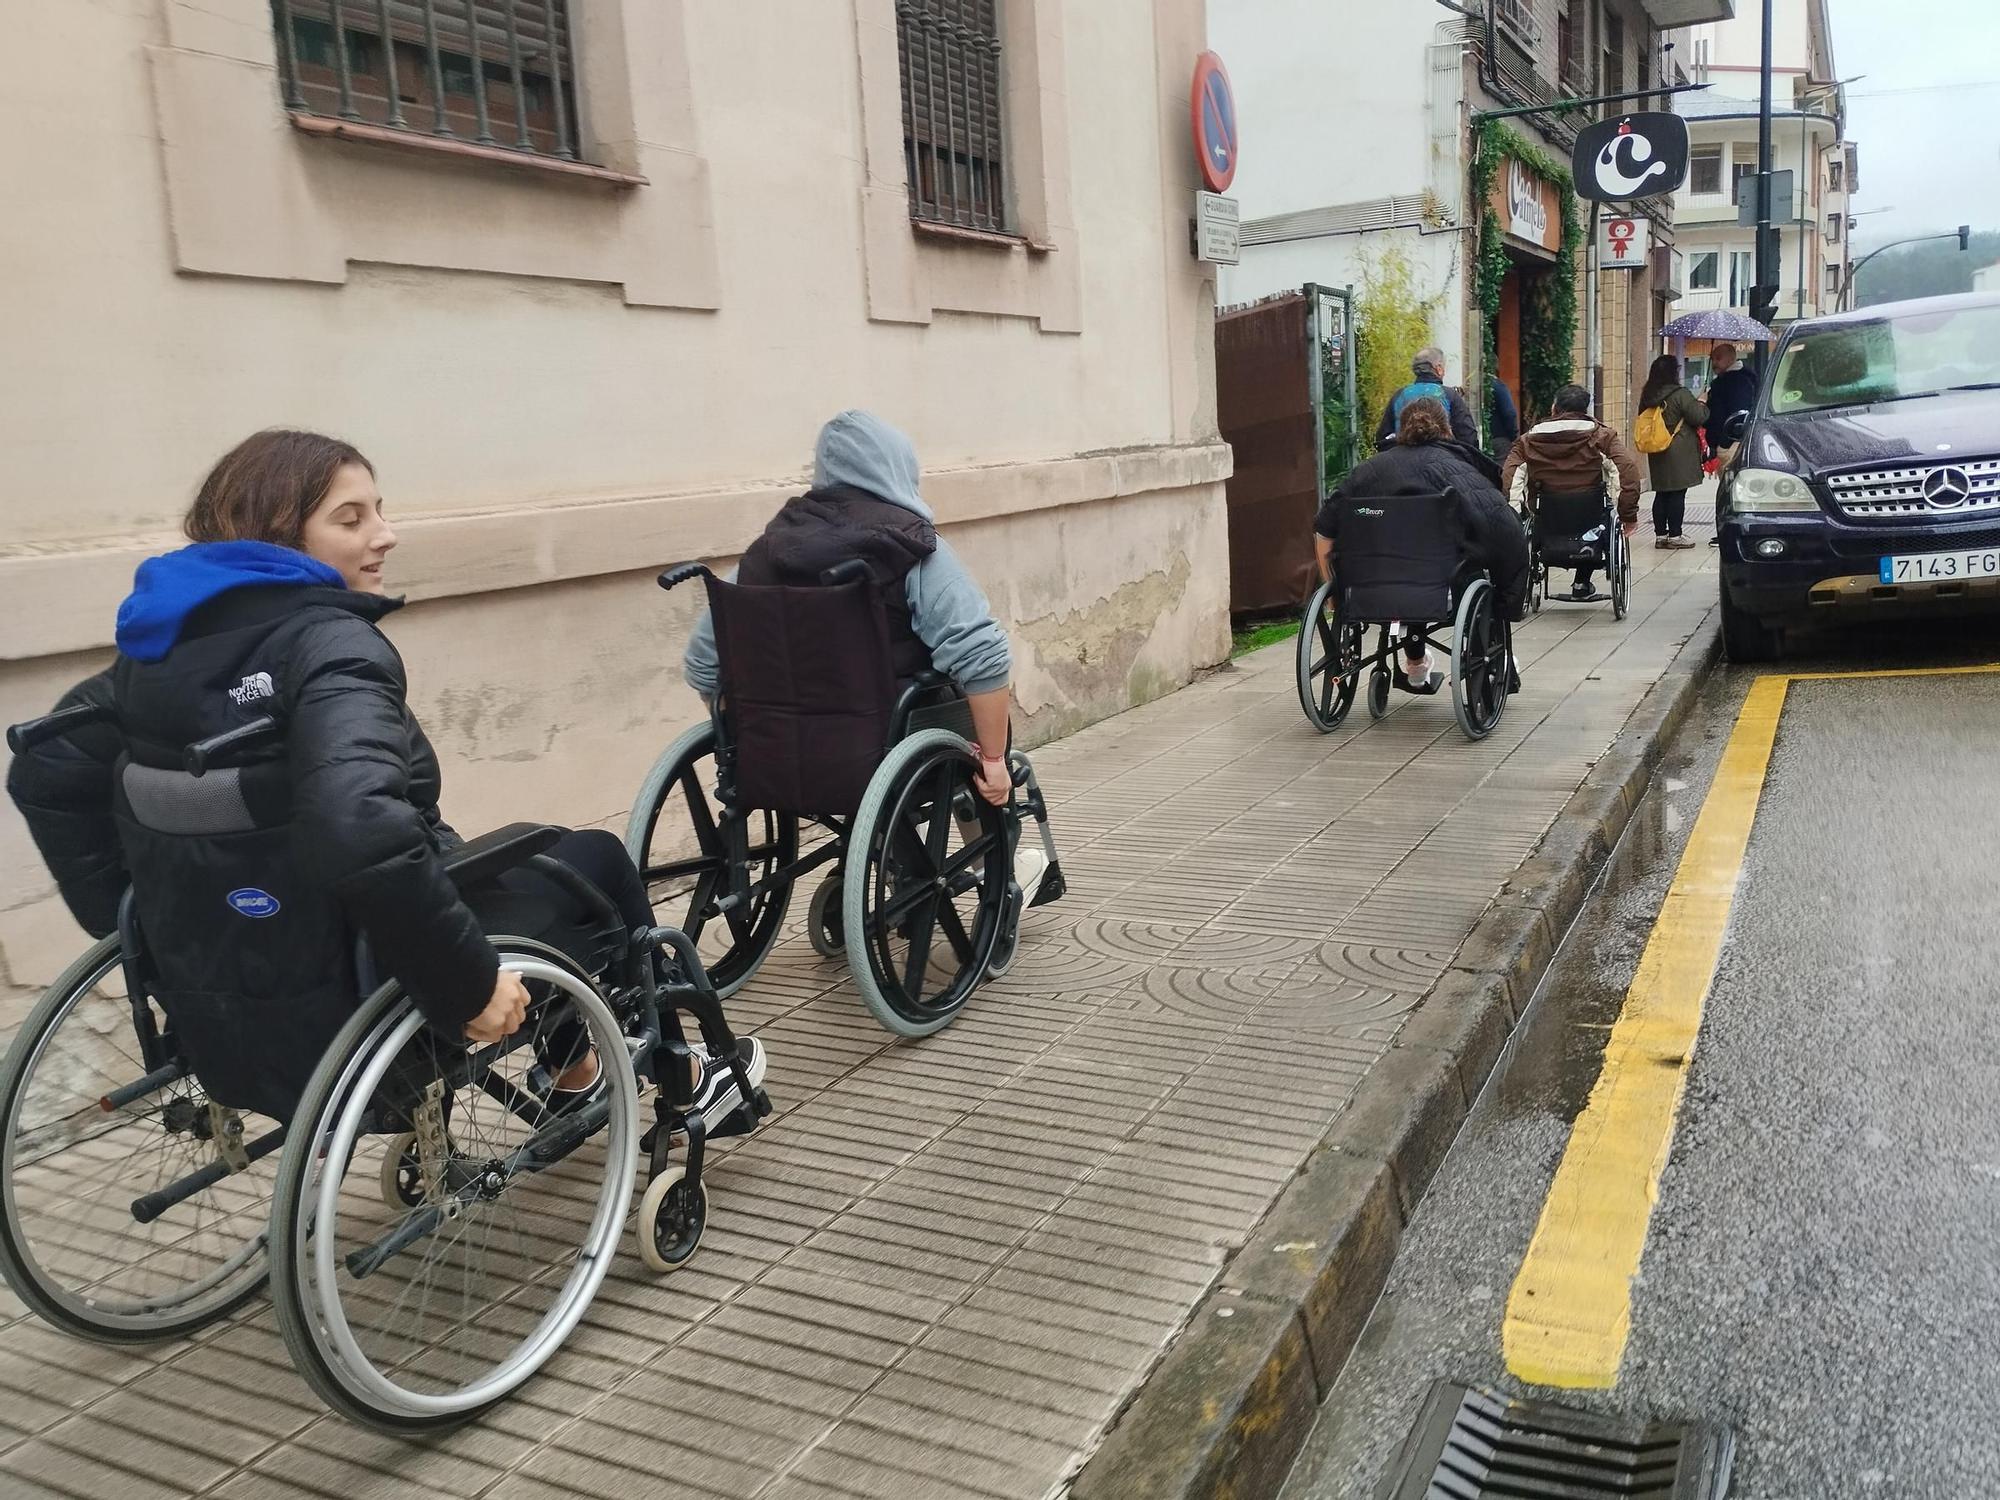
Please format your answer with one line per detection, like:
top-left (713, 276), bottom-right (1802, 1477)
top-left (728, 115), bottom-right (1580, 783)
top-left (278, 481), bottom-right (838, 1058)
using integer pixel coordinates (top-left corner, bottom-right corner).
top-left (1521, 483), bottom-right (1629, 620)
top-left (1296, 489), bottom-right (1512, 742)
top-left (627, 560), bottom-right (1065, 1037)
top-left (1, 707), bottom-right (769, 1434)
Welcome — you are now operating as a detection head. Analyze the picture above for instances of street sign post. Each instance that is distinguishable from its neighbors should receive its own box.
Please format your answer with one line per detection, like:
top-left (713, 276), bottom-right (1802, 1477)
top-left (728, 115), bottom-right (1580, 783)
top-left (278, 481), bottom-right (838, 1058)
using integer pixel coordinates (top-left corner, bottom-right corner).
top-left (1193, 191), bottom-right (1240, 265)
top-left (1190, 51), bottom-right (1238, 194)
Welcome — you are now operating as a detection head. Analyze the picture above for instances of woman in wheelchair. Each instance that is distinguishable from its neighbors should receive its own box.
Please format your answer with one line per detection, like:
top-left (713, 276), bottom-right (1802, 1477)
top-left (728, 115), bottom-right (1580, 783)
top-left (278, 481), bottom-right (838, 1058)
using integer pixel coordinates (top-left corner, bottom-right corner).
top-left (1500, 383), bottom-right (1641, 601)
top-left (1314, 397), bottom-right (1529, 694)
top-left (7, 428), bottom-right (766, 1125)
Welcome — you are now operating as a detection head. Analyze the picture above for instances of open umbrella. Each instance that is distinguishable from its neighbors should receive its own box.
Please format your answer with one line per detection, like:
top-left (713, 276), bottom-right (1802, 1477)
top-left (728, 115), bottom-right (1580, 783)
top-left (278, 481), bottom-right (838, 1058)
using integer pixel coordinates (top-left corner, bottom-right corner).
top-left (1659, 310), bottom-right (1777, 343)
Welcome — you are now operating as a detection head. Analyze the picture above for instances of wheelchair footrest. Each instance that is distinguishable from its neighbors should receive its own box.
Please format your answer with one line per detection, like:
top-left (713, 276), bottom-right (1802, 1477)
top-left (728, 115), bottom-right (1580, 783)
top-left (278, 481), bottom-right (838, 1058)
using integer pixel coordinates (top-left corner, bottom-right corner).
top-left (707, 1092), bottom-right (770, 1140)
top-left (1028, 860), bottom-right (1066, 909)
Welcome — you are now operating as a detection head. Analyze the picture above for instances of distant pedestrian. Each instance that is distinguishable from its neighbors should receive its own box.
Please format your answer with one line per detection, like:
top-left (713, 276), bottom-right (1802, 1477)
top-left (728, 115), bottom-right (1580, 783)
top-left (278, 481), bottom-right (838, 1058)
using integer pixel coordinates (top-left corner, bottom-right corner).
top-left (1375, 347), bottom-right (1481, 451)
top-left (1633, 355), bottom-right (1708, 550)
top-left (1701, 343), bottom-right (1757, 460)
top-left (1500, 384), bottom-right (1641, 600)
top-left (1488, 374), bottom-right (1520, 456)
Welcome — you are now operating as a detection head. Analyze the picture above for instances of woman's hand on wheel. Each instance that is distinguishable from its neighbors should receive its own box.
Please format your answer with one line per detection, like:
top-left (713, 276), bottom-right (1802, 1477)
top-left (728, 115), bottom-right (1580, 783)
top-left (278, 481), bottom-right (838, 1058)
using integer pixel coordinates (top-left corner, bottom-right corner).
top-left (974, 754), bottom-right (1011, 807)
top-left (464, 971), bottom-right (530, 1044)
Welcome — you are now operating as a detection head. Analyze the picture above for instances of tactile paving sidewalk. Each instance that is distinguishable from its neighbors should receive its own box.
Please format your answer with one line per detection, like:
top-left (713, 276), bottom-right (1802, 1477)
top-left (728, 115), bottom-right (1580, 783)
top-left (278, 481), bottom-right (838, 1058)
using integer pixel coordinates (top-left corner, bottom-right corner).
top-left (0, 546), bottom-right (1716, 1500)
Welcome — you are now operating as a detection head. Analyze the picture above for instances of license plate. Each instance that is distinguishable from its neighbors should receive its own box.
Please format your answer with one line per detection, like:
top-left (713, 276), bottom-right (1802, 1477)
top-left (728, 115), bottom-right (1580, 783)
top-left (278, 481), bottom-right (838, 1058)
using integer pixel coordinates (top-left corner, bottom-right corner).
top-left (1878, 548), bottom-right (2000, 584)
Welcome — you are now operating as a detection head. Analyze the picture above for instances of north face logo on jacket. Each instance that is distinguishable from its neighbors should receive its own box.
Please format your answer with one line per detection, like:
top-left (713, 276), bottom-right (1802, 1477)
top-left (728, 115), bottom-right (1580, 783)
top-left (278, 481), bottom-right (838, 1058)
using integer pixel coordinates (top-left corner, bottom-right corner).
top-left (228, 671), bottom-right (275, 706)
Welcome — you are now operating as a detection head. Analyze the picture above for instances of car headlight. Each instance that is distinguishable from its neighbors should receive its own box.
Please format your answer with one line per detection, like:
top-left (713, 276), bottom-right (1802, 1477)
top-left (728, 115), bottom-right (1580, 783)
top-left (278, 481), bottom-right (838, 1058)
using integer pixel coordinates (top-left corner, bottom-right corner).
top-left (1733, 467), bottom-right (1818, 513)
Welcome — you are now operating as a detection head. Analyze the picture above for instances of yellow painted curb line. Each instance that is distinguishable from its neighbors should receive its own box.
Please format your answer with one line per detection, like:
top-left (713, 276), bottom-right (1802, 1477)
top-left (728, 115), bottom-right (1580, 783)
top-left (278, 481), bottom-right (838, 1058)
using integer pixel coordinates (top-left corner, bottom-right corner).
top-left (1502, 659), bottom-right (2000, 1389)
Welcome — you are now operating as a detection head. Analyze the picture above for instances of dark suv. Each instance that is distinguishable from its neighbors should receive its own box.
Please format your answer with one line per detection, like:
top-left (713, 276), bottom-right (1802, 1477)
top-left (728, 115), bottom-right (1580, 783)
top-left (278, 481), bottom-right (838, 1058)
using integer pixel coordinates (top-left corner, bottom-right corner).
top-left (1717, 290), bottom-right (2000, 661)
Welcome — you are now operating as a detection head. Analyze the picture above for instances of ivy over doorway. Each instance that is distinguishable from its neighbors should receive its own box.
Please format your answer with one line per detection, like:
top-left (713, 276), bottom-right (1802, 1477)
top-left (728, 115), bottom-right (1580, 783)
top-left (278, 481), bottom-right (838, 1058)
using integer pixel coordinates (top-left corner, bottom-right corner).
top-left (1472, 120), bottom-right (1584, 430)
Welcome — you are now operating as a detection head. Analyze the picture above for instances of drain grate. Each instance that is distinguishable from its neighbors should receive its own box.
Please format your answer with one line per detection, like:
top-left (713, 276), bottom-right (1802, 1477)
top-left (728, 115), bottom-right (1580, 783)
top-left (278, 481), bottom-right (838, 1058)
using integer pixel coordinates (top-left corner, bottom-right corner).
top-left (1380, 1381), bottom-right (1734, 1499)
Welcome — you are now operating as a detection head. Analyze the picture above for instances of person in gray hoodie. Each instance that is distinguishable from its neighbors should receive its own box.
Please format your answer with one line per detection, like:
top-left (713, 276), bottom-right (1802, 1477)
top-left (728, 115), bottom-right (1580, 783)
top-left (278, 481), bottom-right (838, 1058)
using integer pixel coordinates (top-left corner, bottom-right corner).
top-left (683, 410), bottom-right (1017, 808)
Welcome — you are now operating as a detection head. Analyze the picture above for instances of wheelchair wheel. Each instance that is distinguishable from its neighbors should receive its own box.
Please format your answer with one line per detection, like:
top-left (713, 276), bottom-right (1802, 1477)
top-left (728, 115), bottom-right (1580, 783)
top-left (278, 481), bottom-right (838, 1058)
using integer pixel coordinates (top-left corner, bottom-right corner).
top-left (636, 1165), bottom-right (707, 1274)
top-left (268, 940), bottom-right (639, 1434)
top-left (626, 722), bottom-right (798, 997)
top-left (1295, 579), bottom-right (1363, 733)
top-left (1367, 666), bottom-right (1391, 721)
top-left (807, 873), bottom-right (845, 959)
top-left (1611, 527), bottom-right (1630, 620)
top-left (844, 730), bottom-right (1010, 1038)
top-left (0, 934), bottom-right (274, 1342)
top-left (1450, 578), bottom-right (1509, 742)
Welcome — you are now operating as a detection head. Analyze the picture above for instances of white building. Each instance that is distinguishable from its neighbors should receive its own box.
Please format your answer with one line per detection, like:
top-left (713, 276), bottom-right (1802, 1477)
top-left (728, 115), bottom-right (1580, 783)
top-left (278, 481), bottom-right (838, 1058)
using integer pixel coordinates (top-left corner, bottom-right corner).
top-left (1975, 264), bottom-right (2000, 295)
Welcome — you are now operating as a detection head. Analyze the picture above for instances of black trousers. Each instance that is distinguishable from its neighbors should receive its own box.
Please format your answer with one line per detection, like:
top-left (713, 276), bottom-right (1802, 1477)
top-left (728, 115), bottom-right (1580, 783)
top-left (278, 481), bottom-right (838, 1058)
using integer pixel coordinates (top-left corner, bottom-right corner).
top-left (465, 827), bottom-right (655, 1079)
top-left (1653, 488), bottom-right (1688, 537)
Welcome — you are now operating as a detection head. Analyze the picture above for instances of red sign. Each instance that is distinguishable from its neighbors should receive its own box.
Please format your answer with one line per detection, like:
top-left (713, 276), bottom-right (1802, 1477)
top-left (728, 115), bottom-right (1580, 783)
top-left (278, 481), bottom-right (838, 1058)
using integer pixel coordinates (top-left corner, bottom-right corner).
top-left (1191, 52), bottom-right (1238, 194)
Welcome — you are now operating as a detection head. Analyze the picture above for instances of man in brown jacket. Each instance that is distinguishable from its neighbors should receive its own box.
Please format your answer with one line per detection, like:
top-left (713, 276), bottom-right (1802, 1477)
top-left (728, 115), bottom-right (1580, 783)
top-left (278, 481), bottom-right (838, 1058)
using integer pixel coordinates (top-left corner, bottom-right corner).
top-left (1499, 384), bottom-right (1642, 600)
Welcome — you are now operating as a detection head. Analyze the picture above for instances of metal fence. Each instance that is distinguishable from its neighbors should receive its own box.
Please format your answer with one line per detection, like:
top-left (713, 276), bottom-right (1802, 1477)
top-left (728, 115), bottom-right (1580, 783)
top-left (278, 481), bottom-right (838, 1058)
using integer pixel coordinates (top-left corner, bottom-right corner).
top-left (271, 0), bottom-right (580, 162)
top-left (895, 0), bottom-right (1006, 232)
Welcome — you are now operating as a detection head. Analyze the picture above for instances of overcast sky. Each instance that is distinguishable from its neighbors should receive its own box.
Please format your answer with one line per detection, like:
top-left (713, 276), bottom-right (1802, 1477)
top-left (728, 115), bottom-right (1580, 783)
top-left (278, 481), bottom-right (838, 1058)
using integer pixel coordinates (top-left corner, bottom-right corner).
top-left (1828, 0), bottom-right (2000, 243)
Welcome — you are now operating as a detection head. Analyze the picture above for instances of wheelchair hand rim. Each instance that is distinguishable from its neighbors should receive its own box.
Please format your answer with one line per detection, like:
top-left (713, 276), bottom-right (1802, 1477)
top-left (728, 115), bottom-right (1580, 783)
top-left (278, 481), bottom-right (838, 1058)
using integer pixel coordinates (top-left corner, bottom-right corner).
top-left (0, 934), bottom-right (272, 1336)
top-left (291, 955), bottom-right (636, 1421)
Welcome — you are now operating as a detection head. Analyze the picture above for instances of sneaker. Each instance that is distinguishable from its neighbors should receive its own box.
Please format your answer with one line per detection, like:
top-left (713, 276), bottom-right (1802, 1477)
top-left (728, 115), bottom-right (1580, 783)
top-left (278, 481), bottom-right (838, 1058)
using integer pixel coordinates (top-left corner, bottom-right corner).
top-left (1013, 843), bottom-right (1050, 909)
top-left (1660, 535), bottom-right (1697, 550)
top-left (1402, 652), bottom-right (1431, 684)
top-left (690, 1036), bottom-right (767, 1129)
top-left (1570, 579), bottom-right (1594, 601)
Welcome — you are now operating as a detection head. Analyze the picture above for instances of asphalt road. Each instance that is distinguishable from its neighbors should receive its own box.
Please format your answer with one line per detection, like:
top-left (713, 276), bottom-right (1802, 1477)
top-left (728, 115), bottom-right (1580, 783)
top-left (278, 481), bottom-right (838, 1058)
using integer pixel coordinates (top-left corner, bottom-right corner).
top-left (1280, 618), bottom-right (2000, 1499)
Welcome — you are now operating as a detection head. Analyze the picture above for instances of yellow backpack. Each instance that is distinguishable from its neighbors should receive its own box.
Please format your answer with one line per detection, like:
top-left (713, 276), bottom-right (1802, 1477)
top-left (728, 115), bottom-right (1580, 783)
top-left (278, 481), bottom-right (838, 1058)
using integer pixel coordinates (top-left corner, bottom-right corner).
top-left (1633, 403), bottom-right (1680, 455)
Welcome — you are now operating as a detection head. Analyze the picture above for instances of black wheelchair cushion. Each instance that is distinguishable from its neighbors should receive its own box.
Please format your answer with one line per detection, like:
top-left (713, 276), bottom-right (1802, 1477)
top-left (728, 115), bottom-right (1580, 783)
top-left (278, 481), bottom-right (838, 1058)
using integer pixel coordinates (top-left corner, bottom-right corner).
top-left (706, 573), bottom-right (899, 817)
top-left (1333, 490), bottom-right (1470, 624)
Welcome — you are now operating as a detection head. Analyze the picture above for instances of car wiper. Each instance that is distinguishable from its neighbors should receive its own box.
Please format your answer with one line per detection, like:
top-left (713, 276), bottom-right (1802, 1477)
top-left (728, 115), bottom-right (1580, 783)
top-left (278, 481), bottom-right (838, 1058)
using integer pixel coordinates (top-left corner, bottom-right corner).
top-left (1941, 382), bottom-right (2000, 395)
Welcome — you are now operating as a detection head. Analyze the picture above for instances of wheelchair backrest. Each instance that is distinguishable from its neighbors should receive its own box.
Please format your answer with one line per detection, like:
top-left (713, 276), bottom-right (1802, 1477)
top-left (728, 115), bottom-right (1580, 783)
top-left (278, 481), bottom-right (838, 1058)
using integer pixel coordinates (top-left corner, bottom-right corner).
top-left (703, 572), bottom-right (899, 817)
top-left (1536, 485), bottom-right (1608, 541)
top-left (1332, 489), bottom-right (1468, 624)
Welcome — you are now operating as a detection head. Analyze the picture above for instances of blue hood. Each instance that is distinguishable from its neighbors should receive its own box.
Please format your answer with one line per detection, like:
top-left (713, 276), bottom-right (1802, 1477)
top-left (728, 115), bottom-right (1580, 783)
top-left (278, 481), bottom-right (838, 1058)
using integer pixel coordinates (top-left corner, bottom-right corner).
top-left (812, 410), bottom-right (933, 520)
top-left (115, 541), bottom-right (345, 662)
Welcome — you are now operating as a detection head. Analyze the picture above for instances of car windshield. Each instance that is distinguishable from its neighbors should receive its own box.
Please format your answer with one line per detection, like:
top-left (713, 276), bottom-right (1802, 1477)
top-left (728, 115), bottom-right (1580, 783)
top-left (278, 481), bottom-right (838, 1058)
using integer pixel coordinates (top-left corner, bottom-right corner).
top-left (1769, 303), bottom-right (2000, 414)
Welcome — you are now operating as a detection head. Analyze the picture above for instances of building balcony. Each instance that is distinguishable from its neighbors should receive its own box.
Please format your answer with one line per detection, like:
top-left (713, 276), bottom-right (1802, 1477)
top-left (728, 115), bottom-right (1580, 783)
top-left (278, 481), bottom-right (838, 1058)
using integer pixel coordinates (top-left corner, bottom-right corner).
top-left (1642, 0), bottom-right (1734, 24)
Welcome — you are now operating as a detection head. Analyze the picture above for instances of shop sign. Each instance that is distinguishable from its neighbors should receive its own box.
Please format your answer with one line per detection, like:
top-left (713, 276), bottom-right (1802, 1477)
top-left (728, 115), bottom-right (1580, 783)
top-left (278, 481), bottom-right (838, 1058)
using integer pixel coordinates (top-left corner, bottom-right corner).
top-left (1599, 214), bottom-right (1650, 269)
top-left (1490, 156), bottom-right (1561, 256)
top-left (1572, 113), bottom-right (1691, 202)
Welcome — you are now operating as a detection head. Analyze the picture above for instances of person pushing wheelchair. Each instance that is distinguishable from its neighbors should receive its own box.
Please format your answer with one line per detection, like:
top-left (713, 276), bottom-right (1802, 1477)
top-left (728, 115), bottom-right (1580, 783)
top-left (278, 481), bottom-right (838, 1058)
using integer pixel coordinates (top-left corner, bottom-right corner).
top-left (1315, 397), bottom-right (1530, 695)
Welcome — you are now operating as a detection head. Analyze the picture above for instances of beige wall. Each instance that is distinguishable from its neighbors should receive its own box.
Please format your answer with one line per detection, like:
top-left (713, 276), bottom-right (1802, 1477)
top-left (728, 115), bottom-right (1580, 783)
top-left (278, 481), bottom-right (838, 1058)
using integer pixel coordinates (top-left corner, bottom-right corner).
top-left (0, 0), bottom-right (1228, 990)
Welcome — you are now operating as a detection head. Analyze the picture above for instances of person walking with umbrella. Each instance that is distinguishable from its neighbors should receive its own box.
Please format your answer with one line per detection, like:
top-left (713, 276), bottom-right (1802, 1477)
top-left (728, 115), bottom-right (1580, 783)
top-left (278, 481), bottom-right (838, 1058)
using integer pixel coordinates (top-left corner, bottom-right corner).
top-left (1633, 355), bottom-right (1708, 549)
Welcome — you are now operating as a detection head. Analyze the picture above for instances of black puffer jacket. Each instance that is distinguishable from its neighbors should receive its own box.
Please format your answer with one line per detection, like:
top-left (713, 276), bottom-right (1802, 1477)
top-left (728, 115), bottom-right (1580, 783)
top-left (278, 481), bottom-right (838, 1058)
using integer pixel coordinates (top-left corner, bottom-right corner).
top-left (9, 579), bottom-right (496, 1088)
top-left (1316, 439), bottom-right (1531, 620)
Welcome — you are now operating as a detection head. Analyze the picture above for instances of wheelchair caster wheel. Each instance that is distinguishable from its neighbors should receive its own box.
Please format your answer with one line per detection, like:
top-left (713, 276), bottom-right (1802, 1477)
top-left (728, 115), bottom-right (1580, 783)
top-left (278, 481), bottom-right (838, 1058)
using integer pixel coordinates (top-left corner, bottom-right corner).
top-left (985, 886), bottom-right (1024, 978)
top-left (637, 1165), bottom-right (707, 1274)
top-left (1367, 668), bottom-right (1391, 720)
top-left (808, 874), bottom-right (845, 959)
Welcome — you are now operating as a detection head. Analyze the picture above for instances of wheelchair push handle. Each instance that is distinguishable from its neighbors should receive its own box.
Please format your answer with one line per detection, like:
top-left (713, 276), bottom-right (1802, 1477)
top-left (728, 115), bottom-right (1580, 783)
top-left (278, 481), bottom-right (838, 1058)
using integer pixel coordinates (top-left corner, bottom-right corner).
top-left (657, 563), bottom-right (713, 593)
top-left (6, 703), bottom-right (110, 755)
top-left (184, 716), bottom-right (277, 777)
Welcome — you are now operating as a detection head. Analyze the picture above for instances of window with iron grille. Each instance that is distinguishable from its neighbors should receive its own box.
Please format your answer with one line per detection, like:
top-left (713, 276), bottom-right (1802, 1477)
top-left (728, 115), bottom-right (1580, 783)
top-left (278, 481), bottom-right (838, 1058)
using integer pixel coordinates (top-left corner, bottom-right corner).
top-left (270, 1), bottom-right (582, 163)
top-left (896, 0), bottom-right (1008, 233)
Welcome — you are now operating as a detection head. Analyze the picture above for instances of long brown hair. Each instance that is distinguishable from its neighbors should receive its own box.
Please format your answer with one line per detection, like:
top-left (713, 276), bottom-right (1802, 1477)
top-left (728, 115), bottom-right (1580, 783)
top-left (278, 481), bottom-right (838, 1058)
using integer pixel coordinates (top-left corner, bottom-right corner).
top-left (1639, 355), bottom-right (1682, 412)
top-left (1397, 396), bottom-right (1452, 447)
top-left (184, 429), bottom-right (374, 550)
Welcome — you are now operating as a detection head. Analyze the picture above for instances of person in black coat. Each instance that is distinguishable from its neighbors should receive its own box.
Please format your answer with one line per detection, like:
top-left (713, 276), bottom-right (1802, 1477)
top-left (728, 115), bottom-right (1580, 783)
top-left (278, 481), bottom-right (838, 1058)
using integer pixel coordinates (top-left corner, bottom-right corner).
top-left (1316, 397), bottom-right (1529, 691)
top-left (7, 429), bottom-right (765, 1118)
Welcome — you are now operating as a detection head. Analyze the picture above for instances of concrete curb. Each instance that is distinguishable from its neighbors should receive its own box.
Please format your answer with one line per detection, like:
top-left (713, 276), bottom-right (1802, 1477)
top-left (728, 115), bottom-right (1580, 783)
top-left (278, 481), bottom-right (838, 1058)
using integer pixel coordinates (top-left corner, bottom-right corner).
top-left (1068, 613), bottom-right (1724, 1500)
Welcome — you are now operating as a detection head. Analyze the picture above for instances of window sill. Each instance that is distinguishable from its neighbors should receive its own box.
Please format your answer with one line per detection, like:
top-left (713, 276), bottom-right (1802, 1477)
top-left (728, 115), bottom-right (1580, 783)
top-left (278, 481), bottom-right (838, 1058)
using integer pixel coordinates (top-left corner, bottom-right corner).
top-left (289, 114), bottom-right (649, 188)
top-left (912, 218), bottom-right (1055, 255)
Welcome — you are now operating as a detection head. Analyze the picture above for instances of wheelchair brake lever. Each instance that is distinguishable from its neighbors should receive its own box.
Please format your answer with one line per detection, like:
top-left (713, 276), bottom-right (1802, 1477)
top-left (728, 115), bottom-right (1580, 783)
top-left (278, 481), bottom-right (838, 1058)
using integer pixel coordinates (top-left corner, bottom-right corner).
top-left (656, 563), bottom-right (711, 593)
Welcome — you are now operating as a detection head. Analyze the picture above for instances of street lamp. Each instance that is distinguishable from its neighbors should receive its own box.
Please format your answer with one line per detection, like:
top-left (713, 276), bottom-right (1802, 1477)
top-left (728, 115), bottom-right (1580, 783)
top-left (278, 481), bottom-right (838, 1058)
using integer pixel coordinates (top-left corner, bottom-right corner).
top-left (1795, 75), bottom-right (1862, 320)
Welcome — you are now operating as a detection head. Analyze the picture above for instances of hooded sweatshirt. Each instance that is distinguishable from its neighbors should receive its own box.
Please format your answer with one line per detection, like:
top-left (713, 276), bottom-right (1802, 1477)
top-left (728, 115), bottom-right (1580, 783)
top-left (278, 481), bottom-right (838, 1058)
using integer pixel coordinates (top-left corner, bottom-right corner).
top-left (115, 540), bottom-right (345, 662)
top-left (1499, 417), bottom-right (1643, 526)
top-left (683, 411), bottom-right (1012, 697)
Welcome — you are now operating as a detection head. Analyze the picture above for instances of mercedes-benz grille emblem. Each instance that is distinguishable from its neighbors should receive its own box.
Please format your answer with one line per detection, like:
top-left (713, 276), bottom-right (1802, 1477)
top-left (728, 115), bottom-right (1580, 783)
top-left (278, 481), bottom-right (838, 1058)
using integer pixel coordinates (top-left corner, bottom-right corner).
top-left (1922, 466), bottom-right (1973, 509)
